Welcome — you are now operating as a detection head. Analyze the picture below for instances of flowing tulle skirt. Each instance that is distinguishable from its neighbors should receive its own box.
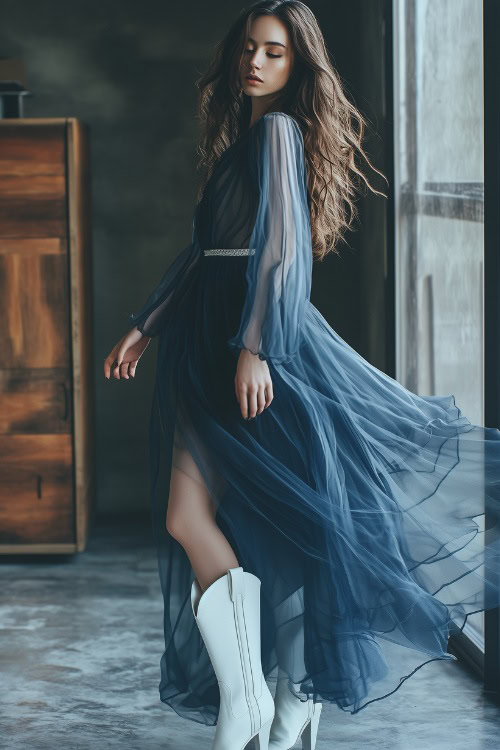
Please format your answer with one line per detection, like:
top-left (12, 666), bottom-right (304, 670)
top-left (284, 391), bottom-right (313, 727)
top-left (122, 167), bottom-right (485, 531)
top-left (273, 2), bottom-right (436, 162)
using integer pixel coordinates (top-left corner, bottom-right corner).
top-left (147, 250), bottom-right (500, 725)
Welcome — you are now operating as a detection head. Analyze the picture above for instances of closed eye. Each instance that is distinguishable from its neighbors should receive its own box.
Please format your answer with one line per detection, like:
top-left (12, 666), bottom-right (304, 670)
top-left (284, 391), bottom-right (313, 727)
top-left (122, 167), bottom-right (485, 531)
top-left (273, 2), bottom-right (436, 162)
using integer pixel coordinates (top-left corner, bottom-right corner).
top-left (244, 49), bottom-right (282, 58)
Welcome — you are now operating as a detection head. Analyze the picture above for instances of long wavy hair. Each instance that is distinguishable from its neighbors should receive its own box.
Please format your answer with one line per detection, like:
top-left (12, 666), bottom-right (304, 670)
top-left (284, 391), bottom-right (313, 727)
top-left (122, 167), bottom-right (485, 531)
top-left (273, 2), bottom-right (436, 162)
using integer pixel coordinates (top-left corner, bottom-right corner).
top-left (195, 0), bottom-right (388, 261)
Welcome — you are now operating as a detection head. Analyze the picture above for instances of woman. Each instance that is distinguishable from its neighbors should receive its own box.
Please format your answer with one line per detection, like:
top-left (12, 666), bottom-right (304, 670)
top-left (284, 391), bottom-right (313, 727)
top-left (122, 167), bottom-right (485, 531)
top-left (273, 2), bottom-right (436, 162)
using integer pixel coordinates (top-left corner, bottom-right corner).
top-left (104, 2), bottom-right (500, 749)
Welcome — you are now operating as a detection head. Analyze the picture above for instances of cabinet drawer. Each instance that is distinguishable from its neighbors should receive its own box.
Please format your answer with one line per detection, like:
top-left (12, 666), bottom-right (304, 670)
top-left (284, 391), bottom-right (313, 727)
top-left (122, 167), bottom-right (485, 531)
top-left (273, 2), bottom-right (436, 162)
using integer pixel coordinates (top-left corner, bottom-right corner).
top-left (0, 369), bottom-right (72, 433)
top-left (0, 434), bottom-right (74, 544)
top-left (0, 123), bottom-right (67, 239)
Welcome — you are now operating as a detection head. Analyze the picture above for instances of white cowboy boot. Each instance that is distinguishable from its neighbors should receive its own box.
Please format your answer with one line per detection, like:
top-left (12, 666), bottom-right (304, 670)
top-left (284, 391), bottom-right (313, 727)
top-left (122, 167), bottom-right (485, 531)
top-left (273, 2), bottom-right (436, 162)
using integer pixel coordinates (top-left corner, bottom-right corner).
top-left (191, 566), bottom-right (275, 750)
top-left (268, 669), bottom-right (322, 750)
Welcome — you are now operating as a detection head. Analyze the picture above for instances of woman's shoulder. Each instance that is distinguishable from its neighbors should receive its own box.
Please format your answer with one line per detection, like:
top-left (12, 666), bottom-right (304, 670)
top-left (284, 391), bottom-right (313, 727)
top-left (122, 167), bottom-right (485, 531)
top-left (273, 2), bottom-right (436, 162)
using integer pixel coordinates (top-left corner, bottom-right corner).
top-left (261, 111), bottom-right (294, 122)
top-left (259, 111), bottom-right (300, 129)
top-left (252, 111), bottom-right (304, 145)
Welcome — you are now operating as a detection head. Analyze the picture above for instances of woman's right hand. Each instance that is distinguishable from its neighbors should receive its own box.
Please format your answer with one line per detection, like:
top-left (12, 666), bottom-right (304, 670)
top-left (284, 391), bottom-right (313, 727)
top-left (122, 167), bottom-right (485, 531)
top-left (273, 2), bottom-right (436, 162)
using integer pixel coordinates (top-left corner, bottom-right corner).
top-left (103, 327), bottom-right (151, 380)
top-left (235, 348), bottom-right (273, 419)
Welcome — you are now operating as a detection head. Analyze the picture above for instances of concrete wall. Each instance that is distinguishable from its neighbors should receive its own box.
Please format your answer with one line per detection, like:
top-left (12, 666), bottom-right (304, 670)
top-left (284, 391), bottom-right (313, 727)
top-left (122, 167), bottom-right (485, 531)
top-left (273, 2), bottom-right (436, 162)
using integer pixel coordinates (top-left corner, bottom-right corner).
top-left (394, 0), bottom-right (484, 424)
top-left (0, 0), bottom-right (389, 513)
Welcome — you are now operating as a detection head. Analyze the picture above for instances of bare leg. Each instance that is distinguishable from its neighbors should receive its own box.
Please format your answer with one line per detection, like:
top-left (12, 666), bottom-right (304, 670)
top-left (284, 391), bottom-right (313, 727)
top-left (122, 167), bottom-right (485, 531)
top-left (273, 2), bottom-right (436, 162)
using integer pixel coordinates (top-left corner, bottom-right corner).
top-left (166, 445), bottom-right (239, 593)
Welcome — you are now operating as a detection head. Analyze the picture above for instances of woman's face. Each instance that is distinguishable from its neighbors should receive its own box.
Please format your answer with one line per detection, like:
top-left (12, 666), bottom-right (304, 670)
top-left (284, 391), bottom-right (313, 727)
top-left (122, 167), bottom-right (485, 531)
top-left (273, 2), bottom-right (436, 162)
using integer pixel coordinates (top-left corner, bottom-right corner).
top-left (240, 15), bottom-right (293, 101)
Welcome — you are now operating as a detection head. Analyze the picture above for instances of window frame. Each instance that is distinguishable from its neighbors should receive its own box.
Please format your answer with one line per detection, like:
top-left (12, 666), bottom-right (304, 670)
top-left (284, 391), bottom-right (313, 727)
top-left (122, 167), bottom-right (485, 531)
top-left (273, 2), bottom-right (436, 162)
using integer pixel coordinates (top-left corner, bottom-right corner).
top-left (390, 0), bottom-right (500, 695)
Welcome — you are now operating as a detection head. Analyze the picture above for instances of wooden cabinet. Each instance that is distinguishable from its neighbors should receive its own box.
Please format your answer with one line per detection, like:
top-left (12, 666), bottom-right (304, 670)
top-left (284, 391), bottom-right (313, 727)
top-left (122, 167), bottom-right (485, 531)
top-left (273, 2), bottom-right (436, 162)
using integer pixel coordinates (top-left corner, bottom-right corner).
top-left (0, 118), bottom-right (95, 553)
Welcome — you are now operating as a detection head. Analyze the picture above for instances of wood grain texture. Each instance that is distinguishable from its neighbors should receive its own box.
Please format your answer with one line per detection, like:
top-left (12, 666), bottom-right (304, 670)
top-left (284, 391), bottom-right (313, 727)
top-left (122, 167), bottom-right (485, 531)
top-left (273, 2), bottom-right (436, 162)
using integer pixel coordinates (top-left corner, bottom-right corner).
top-left (0, 118), bottom-right (95, 554)
top-left (0, 368), bottom-right (72, 433)
top-left (0, 245), bottom-right (71, 367)
top-left (0, 123), bottom-right (67, 238)
top-left (67, 118), bottom-right (95, 552)
top-left (0, 434), bottom-right (74, 544)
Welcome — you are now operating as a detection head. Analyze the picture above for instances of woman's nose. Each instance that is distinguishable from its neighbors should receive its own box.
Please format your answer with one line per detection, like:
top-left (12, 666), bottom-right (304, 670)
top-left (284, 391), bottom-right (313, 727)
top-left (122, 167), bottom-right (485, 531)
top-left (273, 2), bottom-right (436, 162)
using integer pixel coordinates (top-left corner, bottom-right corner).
top-left (249, 50), bottom-right (263, 69)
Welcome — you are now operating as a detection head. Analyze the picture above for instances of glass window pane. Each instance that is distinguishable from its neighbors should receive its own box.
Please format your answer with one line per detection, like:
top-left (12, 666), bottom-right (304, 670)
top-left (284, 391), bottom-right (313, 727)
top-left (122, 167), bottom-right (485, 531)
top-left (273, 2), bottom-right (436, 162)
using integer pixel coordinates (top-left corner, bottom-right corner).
top-left (394, 0), bottom-right (484, 647)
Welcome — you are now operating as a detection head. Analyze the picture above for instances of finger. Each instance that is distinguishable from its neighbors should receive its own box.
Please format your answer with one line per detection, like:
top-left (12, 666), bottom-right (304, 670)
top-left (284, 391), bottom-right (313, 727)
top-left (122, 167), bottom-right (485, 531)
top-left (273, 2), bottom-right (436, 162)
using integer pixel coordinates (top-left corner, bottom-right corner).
top-left (120, 362), bottom-right (130, 379)
top-left (116, 340), bottom-right (128, 368)
top-left (238, 386), bottom-right (248, 419)
top-left (104, 351), bottom-right (116, 380)
top-left (112, 358), bottom-right (121, 379)
top-left (129, 360), bottom-right (139, 377)
top-left (265, 380), bottom-right (274, 408)
top-left (256, 385), bottom-right (266, 415)
top-left (248, 387), bottom-right (258, 419)
top-left (116, 336), bottom-right (130, 366)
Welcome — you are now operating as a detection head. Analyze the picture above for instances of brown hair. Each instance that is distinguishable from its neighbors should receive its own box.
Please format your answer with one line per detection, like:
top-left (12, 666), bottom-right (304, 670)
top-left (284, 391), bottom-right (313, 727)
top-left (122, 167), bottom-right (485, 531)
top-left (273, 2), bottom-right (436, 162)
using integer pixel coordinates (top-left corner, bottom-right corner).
top-left (195, 0), bottom-right (388, 261)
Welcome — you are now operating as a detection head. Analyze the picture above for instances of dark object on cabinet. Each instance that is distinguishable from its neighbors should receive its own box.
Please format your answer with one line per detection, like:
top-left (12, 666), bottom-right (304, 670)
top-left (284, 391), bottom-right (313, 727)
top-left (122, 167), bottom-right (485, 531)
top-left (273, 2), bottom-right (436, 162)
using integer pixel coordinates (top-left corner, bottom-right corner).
top-left (0, 118), bottom-right (95, 553)
top-left (0, 59), bottom-right (32, 118)
top-left (0, 81), bottom-right (31, 119)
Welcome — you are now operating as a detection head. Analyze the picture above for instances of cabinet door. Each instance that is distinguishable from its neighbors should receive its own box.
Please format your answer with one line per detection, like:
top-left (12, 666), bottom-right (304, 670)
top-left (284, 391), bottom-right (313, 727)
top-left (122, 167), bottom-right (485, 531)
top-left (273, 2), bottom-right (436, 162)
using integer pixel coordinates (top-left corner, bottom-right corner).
top-left (0, 123), bottom-right (75, 545)
top-left (0, 123), bottom-right (71, 367)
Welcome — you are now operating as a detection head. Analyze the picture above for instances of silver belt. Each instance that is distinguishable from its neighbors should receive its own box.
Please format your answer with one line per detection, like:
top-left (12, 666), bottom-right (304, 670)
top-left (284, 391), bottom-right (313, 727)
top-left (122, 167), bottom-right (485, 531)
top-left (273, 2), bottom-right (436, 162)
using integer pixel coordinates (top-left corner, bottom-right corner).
top-left (203, 248), bottom-right (255, 256)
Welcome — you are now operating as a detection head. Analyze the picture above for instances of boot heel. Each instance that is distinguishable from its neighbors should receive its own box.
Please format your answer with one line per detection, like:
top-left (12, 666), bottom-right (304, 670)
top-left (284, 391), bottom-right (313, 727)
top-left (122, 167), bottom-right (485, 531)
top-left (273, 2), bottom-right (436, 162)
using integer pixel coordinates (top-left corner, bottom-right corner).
top-left (301, 703), bottom-right (322, 750)
top-left (253, 716), bottom-right (273, 750)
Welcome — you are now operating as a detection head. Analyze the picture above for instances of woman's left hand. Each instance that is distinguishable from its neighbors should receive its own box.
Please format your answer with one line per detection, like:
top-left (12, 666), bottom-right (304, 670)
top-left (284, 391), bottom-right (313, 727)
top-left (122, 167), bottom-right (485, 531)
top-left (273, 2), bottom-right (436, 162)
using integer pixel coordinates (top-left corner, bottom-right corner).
top-left (235, 349), bottom-right (273, 419)
top-left (103, 327), bottom-right (151, 380)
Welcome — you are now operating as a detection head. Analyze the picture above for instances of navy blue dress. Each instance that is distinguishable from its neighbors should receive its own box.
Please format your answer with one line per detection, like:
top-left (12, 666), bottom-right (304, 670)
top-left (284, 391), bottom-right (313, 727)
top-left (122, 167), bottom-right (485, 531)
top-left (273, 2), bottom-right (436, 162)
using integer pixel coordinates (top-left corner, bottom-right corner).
top-left (129, 112), bottom-right (500, 725)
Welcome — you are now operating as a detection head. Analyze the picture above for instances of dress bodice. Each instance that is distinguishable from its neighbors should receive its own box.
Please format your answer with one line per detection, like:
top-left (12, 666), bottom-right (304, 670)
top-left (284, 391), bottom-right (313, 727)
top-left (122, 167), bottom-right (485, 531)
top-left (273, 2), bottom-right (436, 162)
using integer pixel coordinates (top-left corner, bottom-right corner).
top-left (129, 112), bottom-right (313, 362)
top-left (193, 133), bottom-right (258, 252)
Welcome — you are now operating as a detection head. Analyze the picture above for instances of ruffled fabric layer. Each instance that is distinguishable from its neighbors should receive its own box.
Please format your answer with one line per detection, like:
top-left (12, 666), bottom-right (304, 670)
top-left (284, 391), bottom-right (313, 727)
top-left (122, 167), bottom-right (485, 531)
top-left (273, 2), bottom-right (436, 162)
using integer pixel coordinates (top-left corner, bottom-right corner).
top-left (141, 252), bottom-right (500, 724)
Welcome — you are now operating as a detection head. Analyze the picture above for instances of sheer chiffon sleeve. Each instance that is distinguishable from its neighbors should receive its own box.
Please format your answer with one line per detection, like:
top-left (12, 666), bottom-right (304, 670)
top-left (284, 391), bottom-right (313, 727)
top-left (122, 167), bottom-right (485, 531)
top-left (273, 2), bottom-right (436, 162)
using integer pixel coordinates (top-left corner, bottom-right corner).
top-left (128, 230), bottom-right (200, 338)
top-left (227, 113), bottom-right (313, 366)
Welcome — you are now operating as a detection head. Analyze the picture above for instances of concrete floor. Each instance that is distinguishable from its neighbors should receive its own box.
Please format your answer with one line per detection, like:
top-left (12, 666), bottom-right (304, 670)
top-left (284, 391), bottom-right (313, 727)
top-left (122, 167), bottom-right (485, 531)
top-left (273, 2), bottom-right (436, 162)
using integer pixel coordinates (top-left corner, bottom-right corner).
top-left (1, 514), bottom-right (500, 750)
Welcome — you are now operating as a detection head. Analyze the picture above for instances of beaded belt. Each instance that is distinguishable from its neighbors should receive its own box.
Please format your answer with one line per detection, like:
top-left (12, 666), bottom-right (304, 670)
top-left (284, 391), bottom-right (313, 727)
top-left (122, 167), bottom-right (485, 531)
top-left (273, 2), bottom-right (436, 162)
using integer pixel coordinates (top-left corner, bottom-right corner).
top-left (204, 248), bottom-right (256, 256)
